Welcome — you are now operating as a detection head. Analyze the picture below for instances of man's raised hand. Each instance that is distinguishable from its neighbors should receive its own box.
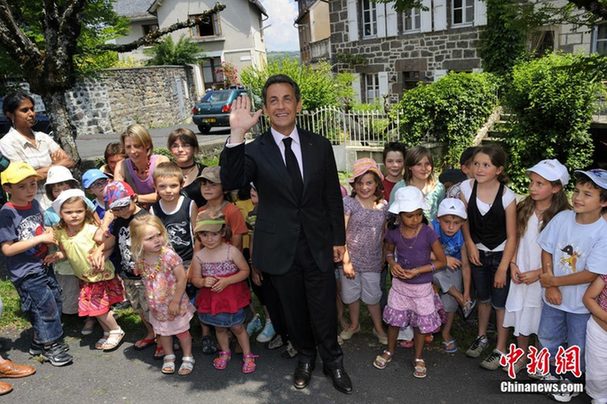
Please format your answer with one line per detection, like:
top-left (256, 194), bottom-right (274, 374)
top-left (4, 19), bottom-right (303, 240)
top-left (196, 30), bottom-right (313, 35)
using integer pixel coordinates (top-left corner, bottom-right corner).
top-left (229, 94), bottom-right (263, 143)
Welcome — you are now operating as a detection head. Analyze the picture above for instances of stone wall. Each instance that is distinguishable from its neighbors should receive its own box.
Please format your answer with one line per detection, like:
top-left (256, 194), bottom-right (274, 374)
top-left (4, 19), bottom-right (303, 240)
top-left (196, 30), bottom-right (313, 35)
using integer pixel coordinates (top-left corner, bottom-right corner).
top-left (66, 66), bottom-right (196, 137)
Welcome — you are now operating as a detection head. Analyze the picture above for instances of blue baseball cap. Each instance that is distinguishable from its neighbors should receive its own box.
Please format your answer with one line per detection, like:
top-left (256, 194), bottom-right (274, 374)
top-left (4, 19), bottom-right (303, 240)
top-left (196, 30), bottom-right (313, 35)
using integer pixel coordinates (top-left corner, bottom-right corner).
top-left (82, 169), bottom-right (109, 189)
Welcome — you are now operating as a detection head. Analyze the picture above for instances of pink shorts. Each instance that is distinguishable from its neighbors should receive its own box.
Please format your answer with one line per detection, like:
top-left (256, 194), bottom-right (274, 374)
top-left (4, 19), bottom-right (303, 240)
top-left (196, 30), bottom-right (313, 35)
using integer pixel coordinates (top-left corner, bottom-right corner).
top-left (78, 277), bottom-right (124, 317)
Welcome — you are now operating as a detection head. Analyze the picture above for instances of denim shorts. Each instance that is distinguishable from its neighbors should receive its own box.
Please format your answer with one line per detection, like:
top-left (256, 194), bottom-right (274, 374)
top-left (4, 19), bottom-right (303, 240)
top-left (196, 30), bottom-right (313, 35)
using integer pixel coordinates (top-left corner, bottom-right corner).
top-left (198, 308), bottom-right (245, 328)
top-left (470, 250), bottom-right (510, 309)
top-left (14, 269), bottom-right (64, 344)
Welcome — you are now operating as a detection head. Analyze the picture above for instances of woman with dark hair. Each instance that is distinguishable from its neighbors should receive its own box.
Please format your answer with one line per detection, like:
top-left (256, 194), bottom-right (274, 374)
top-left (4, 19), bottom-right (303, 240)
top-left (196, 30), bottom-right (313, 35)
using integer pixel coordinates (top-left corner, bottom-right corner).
top-left (0, 92), bottom-right (74, 208)
top-left (167, 128), bottom-right (206, 208)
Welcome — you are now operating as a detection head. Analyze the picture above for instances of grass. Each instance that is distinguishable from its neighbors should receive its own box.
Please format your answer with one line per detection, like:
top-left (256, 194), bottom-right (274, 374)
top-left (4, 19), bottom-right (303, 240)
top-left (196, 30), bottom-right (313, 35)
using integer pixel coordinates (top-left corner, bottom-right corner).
top-left (0, 279), bottom-right (30, 330)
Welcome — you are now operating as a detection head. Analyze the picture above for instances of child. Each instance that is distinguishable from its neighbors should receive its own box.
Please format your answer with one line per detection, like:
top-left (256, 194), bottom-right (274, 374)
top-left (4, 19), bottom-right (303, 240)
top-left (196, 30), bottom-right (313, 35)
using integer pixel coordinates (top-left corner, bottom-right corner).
top-left (583, 273), bottom-right (607, 404)
top-left (100, 181), bottom-right (157, 355)
top-left (82, 169), bottom-right (109, 220)
top-left (537, 169), bottom-right (607, 401)
top-left (382, 142), bottom-right (406, 202)
top-left (373, 186), bottom-right (447, 378)
top-left (339, 158), bottom-right (388, 345)
top-left (190, 212), bottom-right (257, 373)
top-left (0, 162), bottom-right (73, 366)
top-left (432, 198), bottom-right (474, 354)
top-left (50, 189), bottom-right (125, 351)
top-left (446, 146), bottom-right (478, 199)
top-left (130, 215), bottom-right (196, 375)
top-left (44, 165), bottom-right (98, 318)
top-left (460, 144), bottom-right (517, 370)
top-left (503, 159), bottom-right (570, 375)
top-left (100, 142), bottom-right (125, 179)
top-left (390, 146), bottom-right (445, 221)
top-left (150, 162), bottom-right (197, 269)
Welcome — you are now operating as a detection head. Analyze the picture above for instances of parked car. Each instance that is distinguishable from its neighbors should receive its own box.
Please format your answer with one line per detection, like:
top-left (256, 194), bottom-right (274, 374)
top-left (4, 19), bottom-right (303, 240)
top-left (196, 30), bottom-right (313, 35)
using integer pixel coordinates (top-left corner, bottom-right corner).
top-left (192, 87), bottom-right (254, 134)
top-left (0, 94), bottom-right (52, 138)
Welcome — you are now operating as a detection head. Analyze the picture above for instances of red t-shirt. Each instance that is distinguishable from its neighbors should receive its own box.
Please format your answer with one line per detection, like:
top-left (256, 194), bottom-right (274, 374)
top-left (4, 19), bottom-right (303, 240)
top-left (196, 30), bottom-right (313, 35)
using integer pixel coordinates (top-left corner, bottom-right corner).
top-left (383, 179), bottom-right (398, 202)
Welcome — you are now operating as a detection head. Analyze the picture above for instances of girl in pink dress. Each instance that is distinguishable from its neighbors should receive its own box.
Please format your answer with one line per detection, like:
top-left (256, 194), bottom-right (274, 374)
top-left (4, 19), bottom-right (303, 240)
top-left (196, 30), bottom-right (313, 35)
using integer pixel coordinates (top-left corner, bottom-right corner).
top-left (130, 215), bottom-right (195, 376)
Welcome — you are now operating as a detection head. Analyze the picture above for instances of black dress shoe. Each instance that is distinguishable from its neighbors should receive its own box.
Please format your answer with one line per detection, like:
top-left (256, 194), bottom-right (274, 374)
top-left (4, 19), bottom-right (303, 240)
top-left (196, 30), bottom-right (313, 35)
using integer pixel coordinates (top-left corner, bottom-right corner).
top-left (323, 366), bottom-right (353, 394)
top-left (293, 362), bottom-right (315, 389)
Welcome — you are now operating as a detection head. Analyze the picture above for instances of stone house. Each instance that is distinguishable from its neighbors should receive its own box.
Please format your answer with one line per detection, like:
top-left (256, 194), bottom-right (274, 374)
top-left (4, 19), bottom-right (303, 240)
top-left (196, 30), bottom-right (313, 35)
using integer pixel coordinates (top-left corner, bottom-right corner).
top-left (329, 0), bottom-right (602, 104)
top-left (296, 0), bottom-right (331, 64)
top-left (113, 0), bottom-right (268, 92)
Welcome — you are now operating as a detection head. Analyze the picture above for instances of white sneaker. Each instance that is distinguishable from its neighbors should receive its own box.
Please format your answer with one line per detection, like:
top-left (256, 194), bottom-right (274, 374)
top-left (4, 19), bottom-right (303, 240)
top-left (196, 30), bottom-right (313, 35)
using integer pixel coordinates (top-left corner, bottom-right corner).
top-left (256, 321), bottom-right (276, 343)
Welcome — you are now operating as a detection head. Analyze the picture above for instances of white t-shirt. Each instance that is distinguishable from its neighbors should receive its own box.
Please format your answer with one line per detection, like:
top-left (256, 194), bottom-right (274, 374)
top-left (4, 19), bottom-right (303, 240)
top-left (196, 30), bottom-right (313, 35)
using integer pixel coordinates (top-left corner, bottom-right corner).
top-left (460, 179), bottom-right (516, 252)
top-left (537, 210), bottom-right (607, 314)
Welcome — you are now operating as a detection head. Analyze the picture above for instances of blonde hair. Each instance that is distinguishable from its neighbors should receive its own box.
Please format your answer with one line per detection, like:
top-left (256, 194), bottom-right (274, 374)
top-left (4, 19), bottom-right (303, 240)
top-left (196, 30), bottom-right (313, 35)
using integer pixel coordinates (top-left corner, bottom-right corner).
top-left (153, 161), bottom-right (184, 184)
top-left (129, 215), bottom-right (169, 262)
top-left (55, 197), bottom-right (96, 230)
top-left (404, 146), bottom-right (437, 187)
top-left (121, 124), bottom-right (153, 157)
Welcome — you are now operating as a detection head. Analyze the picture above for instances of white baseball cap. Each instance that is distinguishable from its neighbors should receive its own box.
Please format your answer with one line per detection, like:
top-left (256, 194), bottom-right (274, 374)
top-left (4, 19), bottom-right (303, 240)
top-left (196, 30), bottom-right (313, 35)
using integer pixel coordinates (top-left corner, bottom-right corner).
top-left (437, 198), bottom-right (467, 219)
top-left (51, 189), bottom-right (88, 214)
top-left (575, 169), bottom-right (607, 190)
top-left (45, 165), bottom-right (78, 186)
top-left (527, 159), bottom-right (569, 186)
top-left (388, 186), bottom-right (427, 214)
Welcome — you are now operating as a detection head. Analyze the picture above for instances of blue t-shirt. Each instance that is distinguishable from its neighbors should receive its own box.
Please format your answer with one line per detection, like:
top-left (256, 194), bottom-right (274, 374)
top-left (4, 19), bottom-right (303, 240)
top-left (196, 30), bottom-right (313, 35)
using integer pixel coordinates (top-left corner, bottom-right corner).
top-left (431, 219), bottom-right (464, 260)
top-left (0, 200), bottom-right (49, 283)
top-left (92, 199), bottom-right (105, 220)
top-left (537, 210), bottom-right (607, 314)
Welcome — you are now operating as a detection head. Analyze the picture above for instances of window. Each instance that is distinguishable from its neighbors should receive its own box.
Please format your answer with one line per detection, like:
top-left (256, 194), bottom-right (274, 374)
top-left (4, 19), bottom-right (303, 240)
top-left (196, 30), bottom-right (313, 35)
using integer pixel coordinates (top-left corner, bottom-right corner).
top-left (201, 57), bottom-right (223, 87)
top-left (452, 0), bottom-right (474, 26)
top-left (142, 23), bottom-right (158, 36)
top-left (530, 30), bottom-right (555, 57)
top-left (403, 8), bottom-right (421, 32)
top-left (596, 24), bottom-right (607, 55)
top-left (191, 12), bottom-right (221, 37)
top-left (361, 0), bottom-right (377, 38)
top-left (403, 71), bottom-right (422, 91)
top-left (364, 73), bottom-right (380, 102)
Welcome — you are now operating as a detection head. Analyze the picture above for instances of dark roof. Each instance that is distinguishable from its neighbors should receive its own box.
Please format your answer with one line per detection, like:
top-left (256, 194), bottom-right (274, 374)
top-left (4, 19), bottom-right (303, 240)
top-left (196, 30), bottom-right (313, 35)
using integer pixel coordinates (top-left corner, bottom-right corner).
top-left (114, 0), bottom-right (155, 19)
top-left (250, 0), bottom-right (268, 17)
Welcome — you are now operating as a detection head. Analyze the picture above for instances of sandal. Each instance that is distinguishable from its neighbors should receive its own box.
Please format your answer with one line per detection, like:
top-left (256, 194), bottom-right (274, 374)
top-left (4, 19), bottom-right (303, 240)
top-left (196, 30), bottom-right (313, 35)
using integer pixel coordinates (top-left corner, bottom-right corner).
top-left (442, 339), bottom-right (457, 354)
top-left (373, 350), bottom-right (393, 370)
top-left (213, 351), bottom-right (231, 370)
top-left (242, 353), bottom-right (258, 374)
top-left (95, 332), bottom-right (110, 350)
top-left (413, 359), bottom-right (427, 378)
top-left (134, 336), bottom-right (155, 350)
top-left (81, 317), bottom-right (96, 336)
top-left (102, 328), bottom-right (125, 351)
top-left (162, 354), bottom-right (176, 374)
top-left (154, 344), bottom-right (165, 359)
top-left (178, 356), bottom-right (195, 376)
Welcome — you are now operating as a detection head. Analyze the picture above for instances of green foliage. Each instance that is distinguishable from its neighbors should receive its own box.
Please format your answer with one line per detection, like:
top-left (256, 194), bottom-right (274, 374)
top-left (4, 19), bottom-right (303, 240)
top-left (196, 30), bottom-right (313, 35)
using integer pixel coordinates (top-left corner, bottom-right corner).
top-left (391, 72), bottom-right (499, 167)
top-left (145, 35), bottom-right (202, 66)
top-left (503, 53), bottom-right (602, 192)
top-left (479, 0), bottom-right (532, 77)
top-left (0, 279), bottom-right (29, 330)
top-left (240, 58), bottom-right (342, 110)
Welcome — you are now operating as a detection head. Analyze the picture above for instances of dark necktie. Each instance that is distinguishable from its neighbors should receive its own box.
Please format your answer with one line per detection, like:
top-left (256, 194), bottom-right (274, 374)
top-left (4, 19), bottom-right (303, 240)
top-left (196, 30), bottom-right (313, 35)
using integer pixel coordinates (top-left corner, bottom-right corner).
top-left (283, 137), bottom-right (303, 200)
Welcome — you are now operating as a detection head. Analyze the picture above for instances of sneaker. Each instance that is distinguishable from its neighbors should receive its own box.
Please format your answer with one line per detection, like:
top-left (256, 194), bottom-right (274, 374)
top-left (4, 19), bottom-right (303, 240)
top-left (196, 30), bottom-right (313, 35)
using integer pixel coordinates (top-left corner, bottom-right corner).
top-left (201, 335), bottom-right (217, 355)
top-left (339, 325), bottom-right (360, 341)
top-left (480, 349), bottom-right (504, 370)
top-left (501, 358), bottom-right (527, 375)
top-left (246, 314), bottom-right (263, 336)
top-left (281, 340), bottom-right (298, 359)
top-left (462, 300), bottom-right (477, 319)
top-left (41, 342), bottom-right (73, 367)
top-left (256, 321), bottom-right (276, 343)
top-left (546, 378), bottom-right (580, 403)
top-left (29, 340), bottom-right (69, 356)
top-left (266, 334), bottom-right (284, 350)
top-left (465, 335), bottom-right (489, 358)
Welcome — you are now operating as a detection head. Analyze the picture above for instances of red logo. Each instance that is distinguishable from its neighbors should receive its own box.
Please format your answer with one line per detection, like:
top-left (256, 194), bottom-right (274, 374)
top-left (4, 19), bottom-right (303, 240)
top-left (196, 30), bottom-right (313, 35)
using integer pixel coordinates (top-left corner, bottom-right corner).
top-left (526, 346), bottom-right (550, 378)
top-left (554, 346), bottom-right (581, 378)
top-left (499, 343), bottom-right (526, 379)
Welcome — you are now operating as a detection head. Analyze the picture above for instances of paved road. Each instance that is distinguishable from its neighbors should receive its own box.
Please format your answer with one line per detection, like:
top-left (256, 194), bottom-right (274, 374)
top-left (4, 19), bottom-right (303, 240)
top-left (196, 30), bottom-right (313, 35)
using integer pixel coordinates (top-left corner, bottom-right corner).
top-left (1, 323), bottom-right (591, 404)
top-left (75, 124), bottom-right (230, 160)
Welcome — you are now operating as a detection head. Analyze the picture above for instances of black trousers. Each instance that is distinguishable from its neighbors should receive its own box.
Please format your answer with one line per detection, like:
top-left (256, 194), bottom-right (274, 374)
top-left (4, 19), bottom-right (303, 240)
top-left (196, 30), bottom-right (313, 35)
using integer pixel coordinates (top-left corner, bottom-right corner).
top-left (269, 233), bottom-right (343, 368)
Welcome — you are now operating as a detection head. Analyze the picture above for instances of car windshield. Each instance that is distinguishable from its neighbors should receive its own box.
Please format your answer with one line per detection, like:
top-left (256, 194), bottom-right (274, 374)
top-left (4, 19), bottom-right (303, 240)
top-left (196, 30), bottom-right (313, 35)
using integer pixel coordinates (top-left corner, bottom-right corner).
top-left (201, 91), bottom-right (232, 103)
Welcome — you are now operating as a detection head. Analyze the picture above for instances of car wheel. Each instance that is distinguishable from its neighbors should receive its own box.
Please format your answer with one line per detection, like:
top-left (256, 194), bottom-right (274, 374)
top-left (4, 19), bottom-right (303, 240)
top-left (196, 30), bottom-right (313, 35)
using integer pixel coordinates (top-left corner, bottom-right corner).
top-left (197, 124), bottom-right (211, 134)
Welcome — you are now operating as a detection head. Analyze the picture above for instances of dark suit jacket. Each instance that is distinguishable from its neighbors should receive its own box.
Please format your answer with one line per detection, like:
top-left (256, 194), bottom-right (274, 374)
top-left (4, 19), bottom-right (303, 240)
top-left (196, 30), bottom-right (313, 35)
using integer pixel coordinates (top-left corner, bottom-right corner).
top-left (220, 128), bottom-right (345, 275)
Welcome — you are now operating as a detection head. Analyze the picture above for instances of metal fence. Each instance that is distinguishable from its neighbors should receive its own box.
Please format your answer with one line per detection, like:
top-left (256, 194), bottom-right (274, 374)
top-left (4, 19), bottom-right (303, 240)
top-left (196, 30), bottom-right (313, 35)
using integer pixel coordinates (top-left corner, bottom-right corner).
top-left (256, 106), bottom-right (403, 147)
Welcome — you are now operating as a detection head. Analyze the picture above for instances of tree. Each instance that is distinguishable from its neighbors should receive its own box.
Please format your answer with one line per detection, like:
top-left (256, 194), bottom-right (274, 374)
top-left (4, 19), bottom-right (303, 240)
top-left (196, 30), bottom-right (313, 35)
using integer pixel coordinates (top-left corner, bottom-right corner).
top-left (0, 1), bottom-right (225, 164)
top-left (145, 35), bottom-right (202, 66)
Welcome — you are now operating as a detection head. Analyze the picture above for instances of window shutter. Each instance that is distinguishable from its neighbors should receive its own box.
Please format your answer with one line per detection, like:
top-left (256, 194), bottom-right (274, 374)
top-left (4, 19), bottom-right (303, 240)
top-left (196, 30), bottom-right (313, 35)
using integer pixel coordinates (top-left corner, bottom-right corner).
top-left (433, 0), bottom-right (447, 31)
top-left (474, 0), bottom-right (487, 26)
top-left (352, 73), bottom-right (362, 102)
top-left (420, 0), bottom-right (432, 33)
top-left (347, 0), bottom-right (359, 42)
top-left (377, 3), bottom-right (387, 38)
top-left (386, 2), bottom-right (398, 37)
top-left (378, 71), bottom-right (389, 97)
top-left (433, 69), bottom-right (448, 82)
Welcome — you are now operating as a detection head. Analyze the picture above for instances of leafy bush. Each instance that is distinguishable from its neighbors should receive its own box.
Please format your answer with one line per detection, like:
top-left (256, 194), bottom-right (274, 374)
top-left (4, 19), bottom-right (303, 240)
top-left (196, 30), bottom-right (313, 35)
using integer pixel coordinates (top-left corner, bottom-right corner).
top-left (145, 35), bottom-right (201, 66)
top-left (240, 58), bottom-right (346, 110)
top-left (503, 53), bottom-right (602, 192)
top-left (391, 72), bottom-right (499, 166)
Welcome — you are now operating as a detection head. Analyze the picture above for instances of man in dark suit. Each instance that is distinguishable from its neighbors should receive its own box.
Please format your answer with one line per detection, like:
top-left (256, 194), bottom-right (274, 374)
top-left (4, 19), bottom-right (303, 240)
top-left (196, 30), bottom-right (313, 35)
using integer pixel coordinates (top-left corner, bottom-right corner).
top-left (220, 74), bottom-right (352, 394)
